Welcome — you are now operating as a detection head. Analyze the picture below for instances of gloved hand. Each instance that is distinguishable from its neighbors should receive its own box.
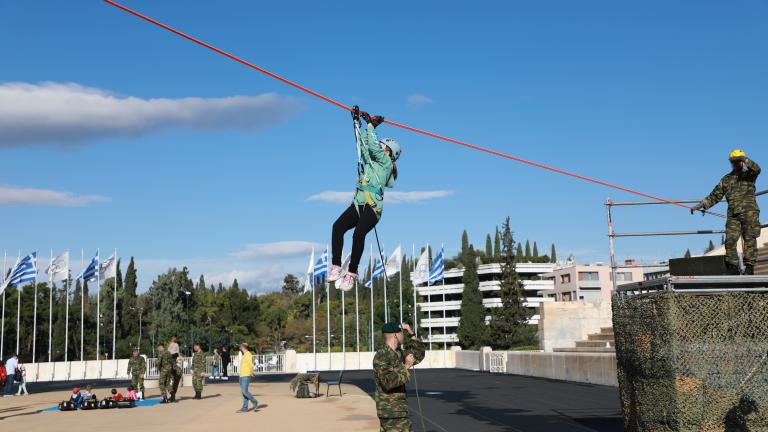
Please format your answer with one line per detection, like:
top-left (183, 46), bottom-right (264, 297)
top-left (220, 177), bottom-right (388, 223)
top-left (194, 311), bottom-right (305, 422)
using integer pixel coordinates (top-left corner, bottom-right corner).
top-left (360, 111), bottom-right (385, 128)
top-left (690, 204), bottom-right (704, 215)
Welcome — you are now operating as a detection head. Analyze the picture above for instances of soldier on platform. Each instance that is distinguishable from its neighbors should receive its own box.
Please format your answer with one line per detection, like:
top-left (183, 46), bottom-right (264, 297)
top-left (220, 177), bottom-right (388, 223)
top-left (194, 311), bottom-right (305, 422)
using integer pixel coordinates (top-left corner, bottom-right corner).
top-left (157, 343), bottom-right (173, 403)
top-left (169, 353), bottom-right (183, 402)
top-left (692, 150), bottom-right (761, 275)
top-left (191, 343), bottom-right (206, 400)
top-left (372, 322), bottom-right (425, 432)
top-left (126, 349), bottom-right (146, 400)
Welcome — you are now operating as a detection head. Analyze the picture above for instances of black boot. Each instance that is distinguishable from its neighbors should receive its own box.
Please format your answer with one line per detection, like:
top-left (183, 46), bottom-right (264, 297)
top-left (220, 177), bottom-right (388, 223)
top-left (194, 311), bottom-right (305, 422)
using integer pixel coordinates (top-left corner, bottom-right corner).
top-left (725, 262), bottom-right (741, 276)
top-left (160, 397), bottom-right (168, 404)
top-left (744, 264), bottom-right (755, 275)
top-left (169, 393), bottom-right (176, 403)
top-left (195, 391), bottom-right (201, 400)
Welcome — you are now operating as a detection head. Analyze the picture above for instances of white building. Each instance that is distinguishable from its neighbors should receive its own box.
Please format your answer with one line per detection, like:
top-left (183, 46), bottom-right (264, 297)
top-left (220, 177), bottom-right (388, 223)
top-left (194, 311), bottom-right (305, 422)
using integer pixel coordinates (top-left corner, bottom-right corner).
top-left (414, 262), bottom-right (555, 345)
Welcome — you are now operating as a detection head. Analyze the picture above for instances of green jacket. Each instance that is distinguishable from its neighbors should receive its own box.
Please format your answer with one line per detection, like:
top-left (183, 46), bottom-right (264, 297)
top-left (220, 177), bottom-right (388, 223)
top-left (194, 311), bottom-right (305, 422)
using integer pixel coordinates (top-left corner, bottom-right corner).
top-left (127, 355), bottom-right (146, 375)
top-left (353, 125), bottom-right (395, 216)
top-left (158, 351), bottom-right (174, 375)
top-left (192, 351), bottom-right (206, 373)
top-left (372, 336), bottom-right (426, 419)
top-left (701, 159), bottom-right (761, 216)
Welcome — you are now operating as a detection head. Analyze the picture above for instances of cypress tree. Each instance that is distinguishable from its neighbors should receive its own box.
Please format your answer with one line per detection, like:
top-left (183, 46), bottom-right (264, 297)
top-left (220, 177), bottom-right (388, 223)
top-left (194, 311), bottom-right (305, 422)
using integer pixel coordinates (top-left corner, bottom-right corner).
top-left (705, 240), bottom-right (715, 254)
top-left (485, 234), bottom-right (493, 259)
top-left (489, 217), bottom-right (535, 349)
top-left (494, 227), bottom-right (502, 260)
top-left (457, 246), bottom-right (487, 349)
top-left (516, 243), bottom-right (524, 259)
top-left (120, 257), bottom-right (138, 342)
top-left (461, 230), bottom-right (470, 255)
top-left (550, 244), bottom-right (557, 263)
top-left (524, 240), bottom-right (531, 260)
top-left (533, 242), bottom-right (539, 258)
top-left (684, 249), bottom-right (692, 258)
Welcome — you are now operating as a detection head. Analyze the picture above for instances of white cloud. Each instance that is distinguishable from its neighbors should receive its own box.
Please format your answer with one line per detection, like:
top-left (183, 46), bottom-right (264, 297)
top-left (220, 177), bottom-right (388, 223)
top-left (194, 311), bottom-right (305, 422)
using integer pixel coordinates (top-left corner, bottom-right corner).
top-left (204, 265), bottom-right (289, 293)
top-left (406, 93), bottom-right (434, 107)
top-left (0, 82), bottom-right (302, 146)
top-left (307, 190), bottom-right (454, 204)
top-left (0, 184), bottom-right (110, 207)
top-left (230, 241), bottom-right (324, 260)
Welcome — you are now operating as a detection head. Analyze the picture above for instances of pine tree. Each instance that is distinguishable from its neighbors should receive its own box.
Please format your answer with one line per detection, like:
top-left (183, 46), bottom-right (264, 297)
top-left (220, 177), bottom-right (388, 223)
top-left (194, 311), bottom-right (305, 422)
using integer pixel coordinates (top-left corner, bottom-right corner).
top-left (461, 230), bottom-right (470, 255)
top-left (524, 240), bottom-right (531, 260)
top-left (550, 244), bottom-right (557, 263)
top-left (489, 218), bottom-right (536, 349)
top-left (457, 246), bottom-right (488, 349)
top-left (281, 274), bottom-right (302, 296)
top-left (684, 249), bottom-right (692, 258)
top-left (494, 227), bottom-right (502, 260)
top-left (533, 242), bottom-right (539, 258)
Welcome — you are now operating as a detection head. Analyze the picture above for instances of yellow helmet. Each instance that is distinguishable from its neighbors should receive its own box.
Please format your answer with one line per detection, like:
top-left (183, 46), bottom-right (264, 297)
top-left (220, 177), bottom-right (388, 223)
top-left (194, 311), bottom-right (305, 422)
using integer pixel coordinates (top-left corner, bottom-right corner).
top-left (729, 149), bottom-right (746, 161)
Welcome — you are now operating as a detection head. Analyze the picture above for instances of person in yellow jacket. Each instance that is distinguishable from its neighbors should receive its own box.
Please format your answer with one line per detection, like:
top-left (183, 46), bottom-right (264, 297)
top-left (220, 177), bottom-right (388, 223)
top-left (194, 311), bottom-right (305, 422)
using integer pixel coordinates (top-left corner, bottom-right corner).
top-left (237, 343), bottom-right (259, 413)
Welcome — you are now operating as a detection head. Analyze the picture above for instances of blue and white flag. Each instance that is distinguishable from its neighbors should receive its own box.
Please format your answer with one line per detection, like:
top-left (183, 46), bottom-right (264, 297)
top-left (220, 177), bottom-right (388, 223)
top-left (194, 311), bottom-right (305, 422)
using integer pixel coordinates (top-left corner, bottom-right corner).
top-left (303, 248), bottom-right (315, 293)
top-left (429, 248), bottom-right (445, 284)
top-left (365, 257), bottom-right (385, 288)
top-left (1, 251), bottom-right (37, 293)
top-left (76, 253), bottom-right (99, 282)
top-left (313, 249), bottom-right (328, 283)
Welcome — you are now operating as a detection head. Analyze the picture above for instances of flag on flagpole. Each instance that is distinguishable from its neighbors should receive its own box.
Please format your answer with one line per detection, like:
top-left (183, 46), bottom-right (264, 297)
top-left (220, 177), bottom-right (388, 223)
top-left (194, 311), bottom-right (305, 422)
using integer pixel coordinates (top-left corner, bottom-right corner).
top-left (365, 258), bottom-right (385, 288)
top-left (99, 252), bottom-right (117, 279)
top-left (429, 247), bottom-right (445, 284)
top-left (384, 245), bottom-right (402, 276)
top-left (303, 248), bottom-right (315, 293)
top-left (411, 248), bottom-right (430, 285)
top-left (1, 252), bottom-right (37, 293)
top-left (313, 249), bottom-right (328, 284)
top-left (341, 252), bottom-right (351, 271)
top-left (76, 253), bottom-right (99, 282)
top-left (45, 250), bottom-right (69, 280)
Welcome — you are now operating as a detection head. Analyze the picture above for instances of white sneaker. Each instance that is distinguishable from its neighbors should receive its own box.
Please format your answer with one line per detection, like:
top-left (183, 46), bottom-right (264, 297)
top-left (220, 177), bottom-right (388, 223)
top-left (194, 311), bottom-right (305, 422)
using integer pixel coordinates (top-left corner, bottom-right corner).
top-left (335, 272), bottom-right (357, 291)
top-left (327, 265), bottom-right (343, 282)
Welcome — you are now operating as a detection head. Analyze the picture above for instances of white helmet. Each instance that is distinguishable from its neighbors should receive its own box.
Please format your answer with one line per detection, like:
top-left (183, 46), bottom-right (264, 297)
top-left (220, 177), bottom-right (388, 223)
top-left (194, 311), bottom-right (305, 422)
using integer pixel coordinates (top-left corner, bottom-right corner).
top-left (380, 138), bottom-right (401, 161)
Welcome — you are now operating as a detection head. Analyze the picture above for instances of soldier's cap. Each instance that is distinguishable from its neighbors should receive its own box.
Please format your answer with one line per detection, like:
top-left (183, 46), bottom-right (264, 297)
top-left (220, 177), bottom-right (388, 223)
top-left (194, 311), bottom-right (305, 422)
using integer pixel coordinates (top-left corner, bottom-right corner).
top-left (382, 322), bottom-right (400, 334)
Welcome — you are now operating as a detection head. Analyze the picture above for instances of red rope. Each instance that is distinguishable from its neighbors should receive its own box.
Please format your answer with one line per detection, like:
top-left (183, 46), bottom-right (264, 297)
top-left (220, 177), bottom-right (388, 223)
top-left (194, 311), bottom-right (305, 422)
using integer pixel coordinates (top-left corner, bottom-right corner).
top-left (103, 0), bottom-right (724, 219)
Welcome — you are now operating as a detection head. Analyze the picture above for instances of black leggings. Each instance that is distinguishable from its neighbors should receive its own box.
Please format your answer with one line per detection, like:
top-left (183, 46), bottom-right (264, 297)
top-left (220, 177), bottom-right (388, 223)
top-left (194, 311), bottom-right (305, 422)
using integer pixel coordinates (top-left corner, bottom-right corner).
top-left (332, 204), bottom-right (379, 274)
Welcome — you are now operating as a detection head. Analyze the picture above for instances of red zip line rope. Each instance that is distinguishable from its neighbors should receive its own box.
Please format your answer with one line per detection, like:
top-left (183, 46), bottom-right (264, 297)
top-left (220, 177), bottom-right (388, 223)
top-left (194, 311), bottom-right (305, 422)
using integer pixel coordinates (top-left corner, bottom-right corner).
top-left (103, 0), bottom-right (725, 219)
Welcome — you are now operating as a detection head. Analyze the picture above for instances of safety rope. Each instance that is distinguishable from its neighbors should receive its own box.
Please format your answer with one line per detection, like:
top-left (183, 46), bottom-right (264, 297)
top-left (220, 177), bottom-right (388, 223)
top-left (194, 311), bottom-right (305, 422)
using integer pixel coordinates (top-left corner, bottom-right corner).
top-left (103, 0), bottom-right (726, 219)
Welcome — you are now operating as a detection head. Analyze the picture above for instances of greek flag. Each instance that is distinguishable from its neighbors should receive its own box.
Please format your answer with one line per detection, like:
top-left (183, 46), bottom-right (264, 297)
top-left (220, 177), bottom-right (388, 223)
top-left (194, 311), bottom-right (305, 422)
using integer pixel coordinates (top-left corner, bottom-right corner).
top-left (313, 249), bottom-right (328, 283)
top-left (428, 248), bottom-right (445, 284)
top-left (303, 248), bottom-right (315, 293)
top-left (76, 253), bottom-right (99, 282)
top-left (365, 258), bottom-right (385, 288)
top-left (0, 251), bottom-right (37, 293)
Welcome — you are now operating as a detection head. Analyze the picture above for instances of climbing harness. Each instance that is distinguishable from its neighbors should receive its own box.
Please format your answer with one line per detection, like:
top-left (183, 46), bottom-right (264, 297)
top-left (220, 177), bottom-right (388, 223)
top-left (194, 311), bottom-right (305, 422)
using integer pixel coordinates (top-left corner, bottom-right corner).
top-left (103, 0), bottom-right (725, 219)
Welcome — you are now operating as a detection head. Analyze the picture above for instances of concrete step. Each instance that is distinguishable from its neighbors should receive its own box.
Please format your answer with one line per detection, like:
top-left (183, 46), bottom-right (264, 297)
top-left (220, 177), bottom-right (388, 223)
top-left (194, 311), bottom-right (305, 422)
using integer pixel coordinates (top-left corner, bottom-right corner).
top-left (576, 340), bottom-right (614, 348)
top-left (588, 333), bottom-right (615, 341)
top-left (553, 347), bottom-right (616, 353)
top-left (600, 327), bottom-right (614, 334)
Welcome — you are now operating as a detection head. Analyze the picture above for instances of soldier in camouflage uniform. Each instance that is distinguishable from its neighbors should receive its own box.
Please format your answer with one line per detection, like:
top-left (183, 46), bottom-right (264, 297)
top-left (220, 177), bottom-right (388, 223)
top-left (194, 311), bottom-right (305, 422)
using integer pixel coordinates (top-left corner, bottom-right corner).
top-left (693, 150), bottom-right (761, 275)
top-left (191, 343), bottom-right (206, 400)
top-left (373, 322), bottom-right (426, 432)
top-left (126, 349), bottom-right (146, 400)
top-left (169, 354), bottom-right (183, 402)
top-left (157, 343), bottom-right (173, 403)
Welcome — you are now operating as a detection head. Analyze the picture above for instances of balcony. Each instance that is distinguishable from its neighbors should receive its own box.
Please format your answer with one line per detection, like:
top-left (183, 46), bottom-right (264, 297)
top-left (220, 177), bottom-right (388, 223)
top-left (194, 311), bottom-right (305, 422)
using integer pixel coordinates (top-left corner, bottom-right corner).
top-left (578, 280), bottom-right (602, 289)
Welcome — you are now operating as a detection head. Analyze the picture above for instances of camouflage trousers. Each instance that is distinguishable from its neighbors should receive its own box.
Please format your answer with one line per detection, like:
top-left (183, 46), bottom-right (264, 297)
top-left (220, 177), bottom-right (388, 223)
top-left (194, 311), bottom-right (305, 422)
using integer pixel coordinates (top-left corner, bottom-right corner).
top-left (379, 417), bottom-right (412, 432)
top-left (725, 211), bottom-right (761, 266)
top-left (193, 373), bottom-right (204, 392)
top-left (131, 373), bottom-right (145, 393)
top-left (159, 371), bottom-right (172, 399)
top-left (170, 367), bottom-right (182, 396)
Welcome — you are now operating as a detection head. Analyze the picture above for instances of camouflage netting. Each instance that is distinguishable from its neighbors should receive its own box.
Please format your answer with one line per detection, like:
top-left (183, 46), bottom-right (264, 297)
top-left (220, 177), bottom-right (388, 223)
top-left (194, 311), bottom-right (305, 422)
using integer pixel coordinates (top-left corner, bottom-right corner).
top-left (613, 291), bottom-right (768, 432)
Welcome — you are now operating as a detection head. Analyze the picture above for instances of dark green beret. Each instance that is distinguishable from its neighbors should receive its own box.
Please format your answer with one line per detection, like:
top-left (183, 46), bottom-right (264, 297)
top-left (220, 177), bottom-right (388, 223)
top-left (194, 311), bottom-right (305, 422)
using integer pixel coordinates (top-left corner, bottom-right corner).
top-left (382, 322), bottom-right (400, 334)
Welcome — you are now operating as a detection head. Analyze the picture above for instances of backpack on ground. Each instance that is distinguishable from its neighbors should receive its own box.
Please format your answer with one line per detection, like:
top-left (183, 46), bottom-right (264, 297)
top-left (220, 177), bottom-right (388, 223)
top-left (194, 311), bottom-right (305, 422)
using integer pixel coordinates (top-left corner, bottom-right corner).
top-left (59, 401), bottom-right (77, 411)
top-left (296, 381), bottom-right (311, 398)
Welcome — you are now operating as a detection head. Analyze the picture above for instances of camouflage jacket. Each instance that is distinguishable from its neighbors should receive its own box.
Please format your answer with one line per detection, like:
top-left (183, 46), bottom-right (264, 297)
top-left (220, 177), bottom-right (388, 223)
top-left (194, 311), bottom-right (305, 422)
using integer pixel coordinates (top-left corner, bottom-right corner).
top-left (372, 337), bottom-right (426, 419)
top-left (192, 351), bottom-right (206, 373)
top-left (701, 159), bottom-right (761, 215)
top-left (158, 350), bottom-right (174, 374)
top-left (127, 355), bottom-right (146, 375)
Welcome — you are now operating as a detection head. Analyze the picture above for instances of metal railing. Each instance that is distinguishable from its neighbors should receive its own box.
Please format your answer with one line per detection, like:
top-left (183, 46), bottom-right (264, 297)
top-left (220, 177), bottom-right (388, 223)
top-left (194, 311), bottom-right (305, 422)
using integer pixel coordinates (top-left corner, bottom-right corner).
top-left (606, 189), bottom-right (767, 288)
top-left (145, 354), bottom-right (285, 378)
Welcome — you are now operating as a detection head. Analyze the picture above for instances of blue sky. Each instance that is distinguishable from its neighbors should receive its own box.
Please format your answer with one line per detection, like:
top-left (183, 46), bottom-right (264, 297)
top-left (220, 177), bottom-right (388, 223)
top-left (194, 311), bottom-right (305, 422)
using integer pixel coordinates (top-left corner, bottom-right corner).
top-left (1, 0), bottom-right (766, 292)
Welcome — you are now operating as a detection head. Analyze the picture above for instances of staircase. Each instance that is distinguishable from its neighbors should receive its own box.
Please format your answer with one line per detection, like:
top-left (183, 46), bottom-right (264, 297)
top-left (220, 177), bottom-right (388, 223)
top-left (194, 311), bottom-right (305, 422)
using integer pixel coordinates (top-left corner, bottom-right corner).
top-left (553, 327), bottom-right (615, 353)
top-left (756, 240), bottom-right (768, 275)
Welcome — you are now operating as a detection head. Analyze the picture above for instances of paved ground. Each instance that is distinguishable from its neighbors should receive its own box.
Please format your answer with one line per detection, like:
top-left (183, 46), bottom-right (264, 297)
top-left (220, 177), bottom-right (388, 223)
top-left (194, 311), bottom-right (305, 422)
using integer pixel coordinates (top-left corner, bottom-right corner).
top-left (5, 369), bottom-right (624, 431)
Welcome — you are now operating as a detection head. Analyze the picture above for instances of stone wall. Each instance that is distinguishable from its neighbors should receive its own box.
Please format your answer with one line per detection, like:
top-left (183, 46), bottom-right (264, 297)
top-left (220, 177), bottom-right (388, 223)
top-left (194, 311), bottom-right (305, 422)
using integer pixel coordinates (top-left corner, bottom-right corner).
top-left (538, 300), bottom-right (613, 352)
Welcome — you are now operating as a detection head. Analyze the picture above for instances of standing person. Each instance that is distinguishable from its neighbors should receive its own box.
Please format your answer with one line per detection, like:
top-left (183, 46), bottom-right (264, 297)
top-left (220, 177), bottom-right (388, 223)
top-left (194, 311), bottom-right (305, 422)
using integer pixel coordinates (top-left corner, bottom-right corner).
top-left (169, 354), bottom-right (182, 402)
top-left (328, 108), bottom-right (401, 291)
top-left (15, 364), bottom-right (28, 396)
top-left (211, 349), bottom-right (222, 380)
top-left (236, 342), bottom-right (258, 413)
top-left (373, 323), bottom-right (425, 431)
top-left (168, 337), bottom-right (180, 359)
top-left (221, 346), bottom-right (231, 380)
top-left (692, 150), bottom-right (762, 275)
top-left (191, 343), bottom-right (206, 400)
top-left (157, 343), bottom-right (173, 404)
top-left (127, 349), bottom-right (147, 400)
top-left (3, 354), bottom-right (18, 397)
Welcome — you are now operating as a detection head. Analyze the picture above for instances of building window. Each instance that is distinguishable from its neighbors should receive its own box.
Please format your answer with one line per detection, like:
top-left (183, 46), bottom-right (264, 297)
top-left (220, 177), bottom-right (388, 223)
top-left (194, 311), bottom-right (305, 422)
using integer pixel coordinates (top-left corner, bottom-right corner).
top-left (560, 274), bottom-right (571, 284)
top-left (615, 272), bottom-right (633, 282)
top-left (579, 272), bottom-right (599, 281)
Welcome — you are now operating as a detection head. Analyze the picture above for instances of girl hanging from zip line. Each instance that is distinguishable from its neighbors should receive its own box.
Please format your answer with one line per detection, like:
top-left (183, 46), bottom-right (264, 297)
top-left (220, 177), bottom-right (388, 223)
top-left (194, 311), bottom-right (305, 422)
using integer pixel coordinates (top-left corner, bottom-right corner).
top-left (328, 107), bottom-right (401, 291)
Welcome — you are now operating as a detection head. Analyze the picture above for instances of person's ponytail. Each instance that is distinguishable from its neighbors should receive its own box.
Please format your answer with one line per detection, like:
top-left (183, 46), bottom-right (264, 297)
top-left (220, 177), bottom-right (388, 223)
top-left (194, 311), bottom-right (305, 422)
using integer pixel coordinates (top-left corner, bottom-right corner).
top-left (391, 158), bottom-right (398, 180)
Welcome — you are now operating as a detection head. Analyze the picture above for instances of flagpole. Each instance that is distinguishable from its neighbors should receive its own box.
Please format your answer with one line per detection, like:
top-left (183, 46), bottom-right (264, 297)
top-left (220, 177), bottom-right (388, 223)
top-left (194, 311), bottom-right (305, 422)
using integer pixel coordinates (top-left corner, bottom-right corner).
top-left (33, 252), bottom-right (39, 363)
top-left (1, 250), bottom-right (6, 360)
top-left (65, 251), bottom-right (70, 363)
top-left (427, 244), bottom-right (432, 355)
top-left (112, 248), bottom-right (117, 360)
top-left (369, 244), bottom-right (374, 352)
top-left (412, 244), bottom-right (417, 337)
top-left (80, 248), bottom-right (84, 362)
top-left (96, 248), bottom-right (100, 360)
top-left (49, 248), bottom-right (53, 363)
top-left (311, 249), bottom-right (316, 371)
top-left (326, 245), bottom-right (330, 370)
top-left (15, 251), bottom-right (21, 357)
top-left (383, 246), bottom-right (388, 322)
top-left (442, 244), bottom-right (447, 363)
top-left (399, 246), bottom-right (403, 324)
top-left (341, 288), bottom-right (346, 371)
top-left (354, 278), bottom-right (360, 369)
